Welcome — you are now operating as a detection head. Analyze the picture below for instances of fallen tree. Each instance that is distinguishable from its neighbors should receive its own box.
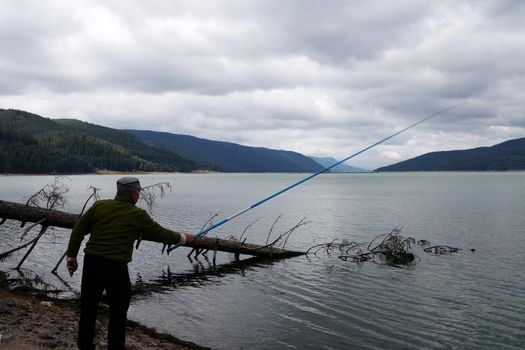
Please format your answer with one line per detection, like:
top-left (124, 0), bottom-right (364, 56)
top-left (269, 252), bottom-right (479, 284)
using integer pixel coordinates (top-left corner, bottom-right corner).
top-left (0, 199), bottom-right (306, 271)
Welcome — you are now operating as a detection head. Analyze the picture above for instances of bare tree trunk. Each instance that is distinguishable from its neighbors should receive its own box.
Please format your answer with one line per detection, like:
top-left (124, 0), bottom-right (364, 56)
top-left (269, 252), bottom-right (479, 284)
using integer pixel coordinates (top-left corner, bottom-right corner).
top-left (0, 200), bottom-right (305, 259)
top-left (183, 236), bottom-right (304, 258)
top-left (0, 200), bottom-right (79, 228)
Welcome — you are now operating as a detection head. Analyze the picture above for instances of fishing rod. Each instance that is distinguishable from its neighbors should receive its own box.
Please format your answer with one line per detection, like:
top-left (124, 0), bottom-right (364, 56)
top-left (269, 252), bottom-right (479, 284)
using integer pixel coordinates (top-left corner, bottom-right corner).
top-left (168, 103), bottom-right (461, 253)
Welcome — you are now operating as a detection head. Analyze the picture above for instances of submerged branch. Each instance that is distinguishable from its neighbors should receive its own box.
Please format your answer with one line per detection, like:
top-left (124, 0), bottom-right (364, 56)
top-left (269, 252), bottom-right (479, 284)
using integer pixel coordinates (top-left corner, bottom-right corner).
top-left (423, 245), bottom-right (461, 254)
top-left (309, 228), bottom-right (417, 266)
top-left (140, 182), bottom-right (172, 213)
top-left (309, 228), bottom-right (462, 266)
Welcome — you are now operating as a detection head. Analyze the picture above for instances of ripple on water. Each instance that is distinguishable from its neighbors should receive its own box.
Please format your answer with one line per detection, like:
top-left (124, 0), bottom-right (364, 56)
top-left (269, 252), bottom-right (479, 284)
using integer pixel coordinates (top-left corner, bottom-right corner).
top-left (2, 173), bottom-right (525, 350)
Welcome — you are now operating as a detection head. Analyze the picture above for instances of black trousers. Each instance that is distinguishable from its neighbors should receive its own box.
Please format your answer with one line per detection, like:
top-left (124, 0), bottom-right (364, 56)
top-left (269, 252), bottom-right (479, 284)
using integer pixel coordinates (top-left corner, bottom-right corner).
top-left (78, 254), bottom-right (131, 350)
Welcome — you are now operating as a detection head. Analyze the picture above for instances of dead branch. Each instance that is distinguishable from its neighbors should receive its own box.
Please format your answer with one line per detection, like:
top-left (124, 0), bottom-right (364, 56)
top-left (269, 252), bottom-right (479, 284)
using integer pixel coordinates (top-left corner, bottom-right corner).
top-left (16, 225), bottom-right (49, 269)
top-left (248, 218), bottom-right (309, 252)
top-left (305, 239), bottom-right (340, 256)
top-left (51, 251), bottom-right (67, 274)
top-left (312, 228), bottom-right (462, 266)
top-left (423, 245), bottom-right (461, 254)
top-left (25, 176), bottom-right (70, 210)
top-left (79, 186), bottom-right (101, 216)
top-left (281, 218), bottom-right (309, 249)
top-left (339, 240), bottom-right (359, 254)
top-left (265, 215), bottom-right (281, 245)
top-left (140, 182), bottom-right (172, 213)
top-left (187, 213), bottom-right (218, 258)
top-left (1, 178), bottom-right (70, 267)
top-left (4, 269), bottom-right (66, 295)
top-left (0, 223), bottom-right (48, 261)
top-left (19, 218), bottom-right (47, 241)
top-left (239, 218), bottom-right (262, 242)
top-left (310, 228), bottom-right (417, 266)
top-left (339, 252), bottom-right (374, 262)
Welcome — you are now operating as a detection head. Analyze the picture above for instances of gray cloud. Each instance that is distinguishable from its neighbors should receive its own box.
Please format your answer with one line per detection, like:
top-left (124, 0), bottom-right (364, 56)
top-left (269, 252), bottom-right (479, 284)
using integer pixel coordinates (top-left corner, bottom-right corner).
top-left (1, 0), bottom-right (524, 169)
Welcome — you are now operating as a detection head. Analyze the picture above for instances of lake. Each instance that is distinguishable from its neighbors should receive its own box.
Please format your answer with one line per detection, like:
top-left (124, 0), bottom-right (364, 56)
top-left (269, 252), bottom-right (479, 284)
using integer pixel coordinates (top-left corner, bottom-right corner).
top-left (1, 172), bottom-right (524, 349)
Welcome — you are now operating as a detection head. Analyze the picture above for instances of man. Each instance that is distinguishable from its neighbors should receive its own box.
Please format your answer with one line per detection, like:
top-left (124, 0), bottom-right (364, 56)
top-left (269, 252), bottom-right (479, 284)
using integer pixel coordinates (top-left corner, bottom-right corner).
top-left (66, 177), bottom-right (195, 350)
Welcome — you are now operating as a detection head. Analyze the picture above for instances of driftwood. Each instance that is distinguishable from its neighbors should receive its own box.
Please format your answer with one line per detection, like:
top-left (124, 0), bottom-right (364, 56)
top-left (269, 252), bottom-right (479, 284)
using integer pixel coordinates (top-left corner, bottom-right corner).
top-left (423, 245), bottom-right (461, 254)
top-left (307, 228), bottom-right (463, 266)
top-left (309, 228), bottom-right (417, 266)
top-left (0, 200), bottom-right (305, 260)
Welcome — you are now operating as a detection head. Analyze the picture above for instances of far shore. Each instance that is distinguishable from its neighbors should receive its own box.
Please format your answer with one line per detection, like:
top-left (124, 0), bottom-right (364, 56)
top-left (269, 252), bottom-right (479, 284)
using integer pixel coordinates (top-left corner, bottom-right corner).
top-left (0, 169), bottom-right (219, 176)
top-left (2, 169), bottom-right (525, 177)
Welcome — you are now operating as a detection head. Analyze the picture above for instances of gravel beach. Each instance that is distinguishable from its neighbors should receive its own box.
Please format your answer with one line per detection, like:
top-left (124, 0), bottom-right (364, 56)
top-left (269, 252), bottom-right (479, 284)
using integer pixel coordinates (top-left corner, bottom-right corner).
top-left (0, 275), bottom-right (208, 350)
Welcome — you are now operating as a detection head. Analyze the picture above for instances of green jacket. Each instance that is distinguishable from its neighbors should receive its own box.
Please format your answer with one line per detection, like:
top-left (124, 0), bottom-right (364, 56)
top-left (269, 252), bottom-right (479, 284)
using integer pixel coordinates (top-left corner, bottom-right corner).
top-left (66, 193), bottom-right (183, 263)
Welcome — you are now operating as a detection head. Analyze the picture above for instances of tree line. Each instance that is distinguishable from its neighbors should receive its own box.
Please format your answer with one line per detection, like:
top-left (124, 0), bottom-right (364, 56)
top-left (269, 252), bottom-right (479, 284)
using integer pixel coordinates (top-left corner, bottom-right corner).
top-left (0, 109), bottom-right (204, 174)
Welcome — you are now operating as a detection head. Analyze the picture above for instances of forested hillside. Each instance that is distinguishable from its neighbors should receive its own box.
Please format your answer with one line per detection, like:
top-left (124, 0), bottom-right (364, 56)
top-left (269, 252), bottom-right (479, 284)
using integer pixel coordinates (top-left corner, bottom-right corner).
top-left (375, 137), bottom-right (525, 171)
top-left (0, 109), bottom-right (201, 173)
top-left (127, 130), bottom-right (324, 173)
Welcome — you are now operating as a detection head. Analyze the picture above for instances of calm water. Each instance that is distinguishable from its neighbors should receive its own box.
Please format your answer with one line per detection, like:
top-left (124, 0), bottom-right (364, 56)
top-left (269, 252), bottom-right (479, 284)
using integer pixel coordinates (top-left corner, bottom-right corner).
top-left (1, 172), bottom-right (524, 349)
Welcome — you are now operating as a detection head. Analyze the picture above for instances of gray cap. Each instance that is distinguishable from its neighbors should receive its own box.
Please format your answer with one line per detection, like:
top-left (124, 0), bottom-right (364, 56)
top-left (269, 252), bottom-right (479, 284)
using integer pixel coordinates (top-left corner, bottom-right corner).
top-left (116, 177), bottom-right (142, 191)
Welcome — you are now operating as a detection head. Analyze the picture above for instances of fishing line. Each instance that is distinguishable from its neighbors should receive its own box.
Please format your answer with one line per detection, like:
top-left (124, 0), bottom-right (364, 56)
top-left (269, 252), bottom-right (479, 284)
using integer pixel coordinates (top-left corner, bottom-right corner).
top-left (168, 103), bottom-right (462, 253)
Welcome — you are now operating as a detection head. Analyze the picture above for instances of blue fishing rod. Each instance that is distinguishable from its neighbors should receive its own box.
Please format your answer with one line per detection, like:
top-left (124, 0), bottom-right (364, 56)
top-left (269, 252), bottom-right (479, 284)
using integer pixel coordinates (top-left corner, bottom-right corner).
top-left (168, 103), bottom-right (461, 253)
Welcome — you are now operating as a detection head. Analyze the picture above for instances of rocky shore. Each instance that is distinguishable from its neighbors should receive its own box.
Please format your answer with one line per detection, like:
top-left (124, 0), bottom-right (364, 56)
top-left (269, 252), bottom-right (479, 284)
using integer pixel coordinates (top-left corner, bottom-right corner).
top-left (0, 273), bottom-right (208, 350)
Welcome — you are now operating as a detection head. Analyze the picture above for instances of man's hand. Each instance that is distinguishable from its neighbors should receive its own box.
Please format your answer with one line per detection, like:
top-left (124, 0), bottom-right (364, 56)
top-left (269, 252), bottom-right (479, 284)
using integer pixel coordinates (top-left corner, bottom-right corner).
top-left (66, 256), bottom-right (78, 277)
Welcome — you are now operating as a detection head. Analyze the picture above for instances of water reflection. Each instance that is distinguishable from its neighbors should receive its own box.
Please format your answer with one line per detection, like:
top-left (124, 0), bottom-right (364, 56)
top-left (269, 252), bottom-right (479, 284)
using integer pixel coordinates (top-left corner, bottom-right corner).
top-left (2, 268), bottom-right (73, 297)
top-left (132, 255), bottom-right (282, 298)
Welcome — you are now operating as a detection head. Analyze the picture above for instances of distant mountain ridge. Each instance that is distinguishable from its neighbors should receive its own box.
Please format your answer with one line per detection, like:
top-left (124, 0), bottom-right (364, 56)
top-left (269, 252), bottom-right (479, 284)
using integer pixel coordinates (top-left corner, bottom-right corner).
top-left (0, 108), bottom-right (326, 174)
top-left (375, 137), bottom-right (525, 171)
top-left (0, 109), bottom-right (201, 173)
top-left (126, 130), bottom-right (324, 173)
top-left (310, 157), bottom-right (368, 172)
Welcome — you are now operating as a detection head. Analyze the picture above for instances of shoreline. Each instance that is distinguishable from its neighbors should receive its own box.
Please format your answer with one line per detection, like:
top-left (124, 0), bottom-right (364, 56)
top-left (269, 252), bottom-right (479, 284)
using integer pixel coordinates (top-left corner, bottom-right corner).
top-left (0, 272), bottom-right (208, 350)
top-left (2, 169), bottom-right (525, 177)
top-left (0, 169), bottom-right (219, 177)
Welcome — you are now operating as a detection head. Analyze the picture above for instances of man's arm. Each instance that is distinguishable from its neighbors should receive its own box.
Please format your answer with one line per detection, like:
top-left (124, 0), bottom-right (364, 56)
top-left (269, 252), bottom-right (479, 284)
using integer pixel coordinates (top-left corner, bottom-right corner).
top-left (65, 204), bottom-right (95, 276)
top-left (138, 210), bottom-right (195, 245)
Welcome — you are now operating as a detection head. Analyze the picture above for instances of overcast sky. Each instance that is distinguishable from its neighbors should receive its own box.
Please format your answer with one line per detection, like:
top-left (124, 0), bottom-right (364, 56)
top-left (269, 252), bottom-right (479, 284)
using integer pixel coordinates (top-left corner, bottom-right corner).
top-left (1, 0), bottom-right (524, 169)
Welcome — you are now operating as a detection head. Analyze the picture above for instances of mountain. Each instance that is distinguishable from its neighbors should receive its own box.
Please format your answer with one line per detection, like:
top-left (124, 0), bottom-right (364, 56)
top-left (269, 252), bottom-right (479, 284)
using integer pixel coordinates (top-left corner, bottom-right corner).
top-left (375, 137), bottom-right (525, 172)
top-left (126, 130), bottom-right (324, 173)
top-left (0, 109), bottom-right (201, 174)
top-left (310, 157), bottom-right (368, 172)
